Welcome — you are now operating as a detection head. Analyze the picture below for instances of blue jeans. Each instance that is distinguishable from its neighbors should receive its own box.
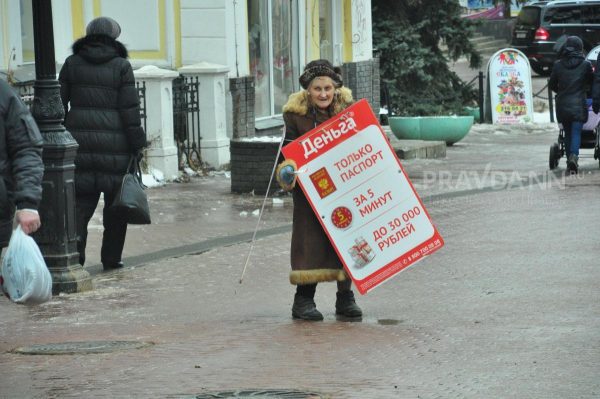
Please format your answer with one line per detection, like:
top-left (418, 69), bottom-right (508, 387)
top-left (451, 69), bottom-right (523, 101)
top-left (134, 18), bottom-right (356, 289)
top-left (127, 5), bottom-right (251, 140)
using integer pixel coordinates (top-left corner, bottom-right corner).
top-left (564, 121), bottom-right (583, 156)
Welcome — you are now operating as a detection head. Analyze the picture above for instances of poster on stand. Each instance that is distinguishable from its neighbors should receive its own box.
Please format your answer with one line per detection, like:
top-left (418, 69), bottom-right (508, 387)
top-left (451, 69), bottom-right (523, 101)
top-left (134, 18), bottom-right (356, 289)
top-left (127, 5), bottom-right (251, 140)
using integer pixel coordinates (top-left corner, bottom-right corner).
top-left (281, 99), bottom-right (444, 294)
top-left (488, 48), bottom-right (534, 124)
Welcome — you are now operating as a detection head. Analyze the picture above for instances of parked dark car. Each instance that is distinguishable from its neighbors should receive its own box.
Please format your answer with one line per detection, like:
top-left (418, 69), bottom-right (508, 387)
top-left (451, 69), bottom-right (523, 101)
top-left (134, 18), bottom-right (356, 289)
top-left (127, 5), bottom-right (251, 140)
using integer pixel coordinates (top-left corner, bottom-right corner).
top-left (511, 0), bottom-right (600, 76)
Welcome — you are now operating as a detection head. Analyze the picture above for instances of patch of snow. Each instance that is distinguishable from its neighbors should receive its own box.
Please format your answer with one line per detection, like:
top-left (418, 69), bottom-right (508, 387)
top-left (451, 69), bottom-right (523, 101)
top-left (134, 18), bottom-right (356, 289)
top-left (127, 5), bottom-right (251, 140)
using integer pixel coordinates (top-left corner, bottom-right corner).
top-left (142, 173), bottom-right (165, 188)
top-left (237, 136), bottom-right (282, 143)
top-left (183, 167), bottom-right (198, 176)
top-left (533, 111), bottom-right (552, 124)
top-left (272, 198), bottom-right (284, 207)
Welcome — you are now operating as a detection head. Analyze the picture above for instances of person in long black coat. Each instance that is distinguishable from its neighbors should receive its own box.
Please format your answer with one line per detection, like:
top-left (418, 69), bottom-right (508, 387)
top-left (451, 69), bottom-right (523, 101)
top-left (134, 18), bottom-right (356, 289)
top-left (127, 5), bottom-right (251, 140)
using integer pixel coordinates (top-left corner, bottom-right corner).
top-left (59, 17), bottom-right (146, 270)
top-left (549, 36), bottom-right (593, 173)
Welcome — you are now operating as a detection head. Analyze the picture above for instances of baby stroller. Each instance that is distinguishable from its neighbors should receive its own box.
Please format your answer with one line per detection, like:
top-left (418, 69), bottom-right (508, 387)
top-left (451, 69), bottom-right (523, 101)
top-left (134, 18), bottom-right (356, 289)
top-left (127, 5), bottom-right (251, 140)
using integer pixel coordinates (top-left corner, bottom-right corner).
top-left (549, 100), bottom-right (600, 170)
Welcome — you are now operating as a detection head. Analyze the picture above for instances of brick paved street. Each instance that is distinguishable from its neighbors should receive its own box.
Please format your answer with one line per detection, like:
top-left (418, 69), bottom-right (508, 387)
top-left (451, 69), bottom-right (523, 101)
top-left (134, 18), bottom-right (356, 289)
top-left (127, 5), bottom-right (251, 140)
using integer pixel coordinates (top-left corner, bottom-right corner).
top-left (1, 124), bottom-right (599, 398)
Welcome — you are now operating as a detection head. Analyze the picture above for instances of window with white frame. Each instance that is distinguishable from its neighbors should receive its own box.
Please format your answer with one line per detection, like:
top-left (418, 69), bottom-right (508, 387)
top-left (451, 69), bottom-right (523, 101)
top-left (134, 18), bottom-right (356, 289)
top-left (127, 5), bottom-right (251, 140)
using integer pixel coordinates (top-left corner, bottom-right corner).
top-left (319, 0), bottom-right (333, 63)
top-left (19, 0), bottom-right (34, 63)
top-left (248, 0), bottom-right (300, 119)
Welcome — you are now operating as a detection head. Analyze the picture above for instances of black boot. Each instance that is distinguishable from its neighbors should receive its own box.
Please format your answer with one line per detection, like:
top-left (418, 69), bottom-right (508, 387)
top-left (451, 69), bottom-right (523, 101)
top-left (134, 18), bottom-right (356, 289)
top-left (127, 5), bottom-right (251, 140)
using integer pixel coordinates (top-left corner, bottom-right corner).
top-left (102, 261), bottom-right (124, 271)
top-left (567, 154), bottom-right (578, 174)
top-left (292, 294), bottom-right (323, 321)
top-left (336, 290), bottom-right (363, 319)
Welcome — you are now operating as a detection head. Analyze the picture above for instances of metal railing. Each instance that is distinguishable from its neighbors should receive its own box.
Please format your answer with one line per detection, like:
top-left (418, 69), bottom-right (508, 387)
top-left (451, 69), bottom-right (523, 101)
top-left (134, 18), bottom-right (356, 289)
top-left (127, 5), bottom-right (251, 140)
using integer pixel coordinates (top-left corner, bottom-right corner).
top-left (136, 81), bottom-right (147, 132)
top-left (381, 72), bottom-right (486, 124)
top-left (15, 80), bottom-right (35, 109)
top-left (18, 80), bottom-right (147, 132)
top-left (172, 75), bottom-right (202, 170)
top-left (385, 72), bottom-right (554, 124)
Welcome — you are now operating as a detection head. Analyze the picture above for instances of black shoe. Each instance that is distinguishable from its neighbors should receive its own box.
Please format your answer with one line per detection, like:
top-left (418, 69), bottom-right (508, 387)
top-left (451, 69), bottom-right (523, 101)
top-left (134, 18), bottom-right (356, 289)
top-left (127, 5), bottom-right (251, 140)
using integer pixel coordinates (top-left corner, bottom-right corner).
top-left (102, 261), bottom-right (124, 271)
top-left (335, 290), bottom-right (363, 319)
top-left (292, 294), bottom-right (323, 321)
top-left (567, 154), bottom-right (578, 174)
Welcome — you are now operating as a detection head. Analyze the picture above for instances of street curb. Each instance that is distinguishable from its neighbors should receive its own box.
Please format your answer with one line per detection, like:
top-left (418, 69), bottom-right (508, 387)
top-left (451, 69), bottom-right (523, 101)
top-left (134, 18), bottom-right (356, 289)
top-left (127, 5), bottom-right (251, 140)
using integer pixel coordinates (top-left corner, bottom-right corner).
top-left (86, 169), bottom-right (560, 276)
top-left (383, 126), bottom-right (447, 159)
top-left (85, 224), bottom-right (293, 276)
top-left (393, 140), bottom-right (447, 159)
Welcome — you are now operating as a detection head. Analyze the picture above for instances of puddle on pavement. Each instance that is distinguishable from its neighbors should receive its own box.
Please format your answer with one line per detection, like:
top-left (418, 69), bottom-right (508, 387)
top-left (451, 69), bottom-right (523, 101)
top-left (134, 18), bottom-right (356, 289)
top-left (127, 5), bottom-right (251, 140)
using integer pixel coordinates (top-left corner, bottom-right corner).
top-left (376, 318), bottom-right (402, 325)
top-left (238, 317), bottom-right (405, 327)
top-left (191, 390), bottom-right (324, 399)
top-left (13, 340), bottom-right (154, 355)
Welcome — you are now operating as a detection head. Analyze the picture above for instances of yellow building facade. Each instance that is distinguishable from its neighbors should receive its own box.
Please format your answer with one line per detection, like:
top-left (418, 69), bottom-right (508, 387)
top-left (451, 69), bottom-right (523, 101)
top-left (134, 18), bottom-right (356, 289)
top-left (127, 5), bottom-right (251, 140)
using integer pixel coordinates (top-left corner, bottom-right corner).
top-left (0, 0), bottom-right (377, 167)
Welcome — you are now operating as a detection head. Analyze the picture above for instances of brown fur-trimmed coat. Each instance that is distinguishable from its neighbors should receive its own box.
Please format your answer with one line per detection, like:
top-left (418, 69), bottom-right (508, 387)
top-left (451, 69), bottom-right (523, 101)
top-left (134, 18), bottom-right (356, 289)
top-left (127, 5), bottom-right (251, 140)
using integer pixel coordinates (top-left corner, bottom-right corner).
top-left (280, 87), bottom-right (354, 285)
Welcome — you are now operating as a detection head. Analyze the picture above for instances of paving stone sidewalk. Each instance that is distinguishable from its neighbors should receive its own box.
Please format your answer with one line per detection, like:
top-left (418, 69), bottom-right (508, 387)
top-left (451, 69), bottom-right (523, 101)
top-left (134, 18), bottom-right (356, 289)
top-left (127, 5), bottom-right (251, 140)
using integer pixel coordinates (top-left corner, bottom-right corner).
top-left (1, 122), bottom-right (599, 399)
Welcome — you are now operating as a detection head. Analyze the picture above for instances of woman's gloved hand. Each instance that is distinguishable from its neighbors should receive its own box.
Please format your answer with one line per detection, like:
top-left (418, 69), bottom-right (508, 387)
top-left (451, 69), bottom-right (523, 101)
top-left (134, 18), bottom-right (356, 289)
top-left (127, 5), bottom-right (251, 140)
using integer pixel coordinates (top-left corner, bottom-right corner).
top-left (279, 165), bottom-right (295, 185)
top-left (275, 159), bottom-right (298, 191)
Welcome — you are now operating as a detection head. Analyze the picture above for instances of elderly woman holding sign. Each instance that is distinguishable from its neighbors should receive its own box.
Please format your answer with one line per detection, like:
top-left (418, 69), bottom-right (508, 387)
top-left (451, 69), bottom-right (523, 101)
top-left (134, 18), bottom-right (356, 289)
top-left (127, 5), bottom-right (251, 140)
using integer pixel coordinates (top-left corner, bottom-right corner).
top-left (275, 59), bottom-right (362, 321)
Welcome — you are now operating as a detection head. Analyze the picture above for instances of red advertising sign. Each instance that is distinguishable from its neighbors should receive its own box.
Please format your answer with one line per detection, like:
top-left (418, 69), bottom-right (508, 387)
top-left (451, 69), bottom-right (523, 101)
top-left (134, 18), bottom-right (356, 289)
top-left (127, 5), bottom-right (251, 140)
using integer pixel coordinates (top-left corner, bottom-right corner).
top-left (282, 99), bottom-right (444, 294)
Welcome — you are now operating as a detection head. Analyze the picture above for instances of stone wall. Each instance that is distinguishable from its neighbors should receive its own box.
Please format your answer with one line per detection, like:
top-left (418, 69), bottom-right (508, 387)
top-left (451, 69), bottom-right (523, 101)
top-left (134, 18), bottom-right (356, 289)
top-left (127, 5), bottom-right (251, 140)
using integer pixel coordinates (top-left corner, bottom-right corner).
top-left (342, 58), bottom-right (380, 115)
top-left (229, 76), bottom-right (255, 139)
top-left (230, 139), bottom-right (280, 194)
top-left (230, 57), bottom-right (381, 194)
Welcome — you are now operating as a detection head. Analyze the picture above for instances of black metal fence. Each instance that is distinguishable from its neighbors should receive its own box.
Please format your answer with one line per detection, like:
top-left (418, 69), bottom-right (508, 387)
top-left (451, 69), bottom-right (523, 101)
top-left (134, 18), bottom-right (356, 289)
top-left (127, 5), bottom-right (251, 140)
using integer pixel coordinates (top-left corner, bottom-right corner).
top-left (17, 80), bottom-right (147, 133)
top-left (136, 81), bottom-right (147, 132)
top-left (380, 73), bottom-right (486, 124)
top-left (172, 75), bottom-right (202, 170)
top-left (15, 81), bottom-right (35, 109)
top-left (18, 76), bottom-right (205, 172)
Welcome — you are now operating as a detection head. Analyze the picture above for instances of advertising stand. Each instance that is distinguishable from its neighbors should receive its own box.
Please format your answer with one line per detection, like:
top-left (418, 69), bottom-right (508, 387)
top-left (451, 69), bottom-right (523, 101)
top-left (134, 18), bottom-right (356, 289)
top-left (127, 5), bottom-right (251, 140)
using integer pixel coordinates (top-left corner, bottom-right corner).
top-left (487, 48), bottom-right (534, 124)
top-left (282, 99), bottom-right (444, 294)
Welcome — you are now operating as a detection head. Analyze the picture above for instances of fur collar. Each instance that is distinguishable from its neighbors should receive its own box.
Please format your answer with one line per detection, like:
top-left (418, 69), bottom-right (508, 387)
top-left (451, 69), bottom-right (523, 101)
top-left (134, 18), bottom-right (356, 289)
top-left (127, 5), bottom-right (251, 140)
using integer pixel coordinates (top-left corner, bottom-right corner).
top-left (72, 34), bottom-right (128, 59)
top-left (282, 87), bottom-right (354, 116)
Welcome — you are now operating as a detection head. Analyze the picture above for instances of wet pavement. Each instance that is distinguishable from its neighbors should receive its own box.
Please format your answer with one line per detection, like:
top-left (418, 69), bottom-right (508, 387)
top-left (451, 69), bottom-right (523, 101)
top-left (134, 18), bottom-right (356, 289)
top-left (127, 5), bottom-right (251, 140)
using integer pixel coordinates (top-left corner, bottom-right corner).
top-left (1, 123), bottom-right (599, 398)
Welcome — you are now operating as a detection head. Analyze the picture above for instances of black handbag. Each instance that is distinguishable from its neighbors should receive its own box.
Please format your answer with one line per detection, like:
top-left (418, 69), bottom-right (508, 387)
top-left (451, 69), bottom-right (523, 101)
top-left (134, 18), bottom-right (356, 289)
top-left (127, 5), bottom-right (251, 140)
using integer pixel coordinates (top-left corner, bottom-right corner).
top-left (111, 155), bottom-right (151, 224)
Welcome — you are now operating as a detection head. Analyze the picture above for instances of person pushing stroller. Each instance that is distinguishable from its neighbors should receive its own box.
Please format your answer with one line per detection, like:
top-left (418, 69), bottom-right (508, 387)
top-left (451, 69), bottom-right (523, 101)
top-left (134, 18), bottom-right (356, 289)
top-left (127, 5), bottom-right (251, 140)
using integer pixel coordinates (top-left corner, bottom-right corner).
top-left (549, 36), bottom-right (593, 173)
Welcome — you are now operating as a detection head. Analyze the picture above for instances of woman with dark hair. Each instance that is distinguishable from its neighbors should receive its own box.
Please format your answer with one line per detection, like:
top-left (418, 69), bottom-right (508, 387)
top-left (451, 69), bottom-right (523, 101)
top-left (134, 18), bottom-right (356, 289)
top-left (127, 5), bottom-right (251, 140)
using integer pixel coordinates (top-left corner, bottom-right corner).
top-left (276, 59), bottom-right (363, 321)
top-left (59, 17), bottom-right (146, 270)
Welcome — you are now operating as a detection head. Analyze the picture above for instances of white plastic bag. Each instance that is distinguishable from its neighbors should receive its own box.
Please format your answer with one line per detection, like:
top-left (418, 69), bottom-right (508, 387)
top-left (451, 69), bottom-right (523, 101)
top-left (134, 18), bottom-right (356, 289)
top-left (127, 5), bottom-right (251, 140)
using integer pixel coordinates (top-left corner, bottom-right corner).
top-left (0, 225), bottom-right (52, 304)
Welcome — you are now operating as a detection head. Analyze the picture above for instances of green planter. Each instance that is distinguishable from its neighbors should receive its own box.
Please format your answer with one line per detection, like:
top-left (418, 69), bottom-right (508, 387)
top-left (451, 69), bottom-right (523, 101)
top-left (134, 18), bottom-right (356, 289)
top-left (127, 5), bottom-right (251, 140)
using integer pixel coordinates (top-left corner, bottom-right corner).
top-left (388, 117), bottom-right (421, 140)
top-left (389, 115), bottom-right (473, 145)
top-left (463, 106), bottom-right (480, 121)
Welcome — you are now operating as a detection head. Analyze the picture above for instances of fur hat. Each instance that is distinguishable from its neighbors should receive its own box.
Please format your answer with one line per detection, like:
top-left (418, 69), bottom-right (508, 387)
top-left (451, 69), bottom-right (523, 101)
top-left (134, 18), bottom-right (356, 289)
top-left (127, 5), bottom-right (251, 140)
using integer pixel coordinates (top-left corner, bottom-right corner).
top-left (299, 59), bottom-right (343, 89)
top-left (86, 17), bottom-right (121, 39)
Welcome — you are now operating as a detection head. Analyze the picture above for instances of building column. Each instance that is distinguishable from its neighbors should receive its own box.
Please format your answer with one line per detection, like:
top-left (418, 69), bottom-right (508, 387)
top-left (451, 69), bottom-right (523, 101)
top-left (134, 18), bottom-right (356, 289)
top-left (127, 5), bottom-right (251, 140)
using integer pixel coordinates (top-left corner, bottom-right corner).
top-left (134, 65), bottom-right (180, 181)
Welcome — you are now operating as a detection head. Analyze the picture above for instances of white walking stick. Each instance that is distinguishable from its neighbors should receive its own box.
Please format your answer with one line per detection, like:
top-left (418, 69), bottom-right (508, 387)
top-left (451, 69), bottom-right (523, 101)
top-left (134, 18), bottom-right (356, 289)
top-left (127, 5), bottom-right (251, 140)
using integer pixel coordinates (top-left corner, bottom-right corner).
top-left (238, 127), bottom-right (287, 284)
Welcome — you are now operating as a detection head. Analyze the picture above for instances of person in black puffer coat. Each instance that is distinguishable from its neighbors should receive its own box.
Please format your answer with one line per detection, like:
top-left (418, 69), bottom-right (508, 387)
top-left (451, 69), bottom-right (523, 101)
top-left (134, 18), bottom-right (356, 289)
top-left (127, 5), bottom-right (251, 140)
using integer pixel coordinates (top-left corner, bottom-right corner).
top-left (59, 17), bottom-right (146, 270)
top-left (549, 36), bottom-right (593, 173)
